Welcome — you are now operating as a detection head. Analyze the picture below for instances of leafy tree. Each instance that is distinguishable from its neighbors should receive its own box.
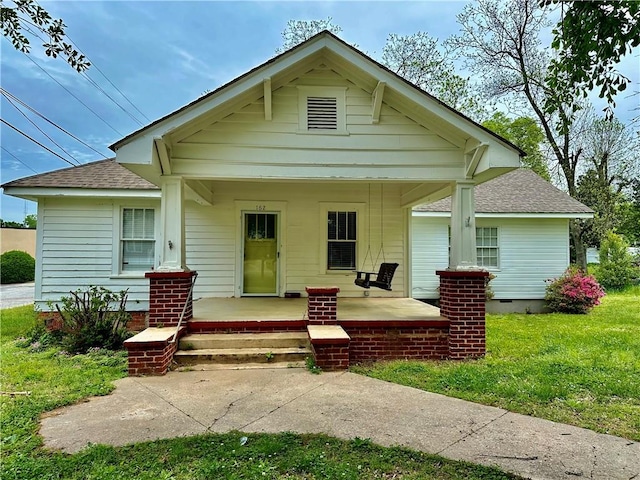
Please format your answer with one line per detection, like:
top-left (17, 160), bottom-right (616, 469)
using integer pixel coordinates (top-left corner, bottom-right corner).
top-left (596, 231), bottom-right (639, 291)
top-left (575, 116), bottom-right (639, 247)
top-left (382, 32), bottom-right (490, 121)
top-left (543, 0), bottom-right (640, 119)
top-left (1, 219), bottom-right (24, 228)
top-left (23, 213), bottom-right (36, 229)
top-left (275, 17), bottom-right (342, 53)
top-left (618, 179), bottom-right (640, 245)
top-left (0, 0), bottom-right (89, 71)
top-left (482, 112), bottom-right (549, 179)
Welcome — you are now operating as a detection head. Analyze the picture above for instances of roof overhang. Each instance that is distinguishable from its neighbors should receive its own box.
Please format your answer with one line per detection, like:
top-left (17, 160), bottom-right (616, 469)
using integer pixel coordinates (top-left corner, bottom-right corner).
top-left (412, 211), bottom-right (594, 219)
top-left (2, 187), bottom-right (160, 202)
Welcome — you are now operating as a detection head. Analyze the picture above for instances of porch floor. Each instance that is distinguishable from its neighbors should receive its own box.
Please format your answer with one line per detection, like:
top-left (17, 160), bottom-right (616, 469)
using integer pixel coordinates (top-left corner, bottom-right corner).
top-left (192, 297), bottom-right (442, 322)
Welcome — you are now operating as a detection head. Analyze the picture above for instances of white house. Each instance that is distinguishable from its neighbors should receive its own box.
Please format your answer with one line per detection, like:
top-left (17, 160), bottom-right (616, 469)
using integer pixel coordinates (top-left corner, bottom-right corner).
top-left (4, 31), bottom-right (522, 311)
top-left (3, 31), bottom-right (524, 371)
top-left (412, 169), bottom-right (593, 313)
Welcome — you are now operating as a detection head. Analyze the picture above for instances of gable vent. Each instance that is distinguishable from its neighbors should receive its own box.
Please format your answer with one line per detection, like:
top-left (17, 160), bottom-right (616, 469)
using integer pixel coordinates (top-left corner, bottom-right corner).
top-left (307, 96), bottom-right (337, 130)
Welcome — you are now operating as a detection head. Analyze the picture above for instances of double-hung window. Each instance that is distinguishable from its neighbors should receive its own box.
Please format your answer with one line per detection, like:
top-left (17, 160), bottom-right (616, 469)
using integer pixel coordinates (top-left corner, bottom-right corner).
top-left (121, 208), bottom-right (155, 272)
top-left (327, 211), bottom-right (357, 270)
top-left (448, 226), bottom-right (499, 268)
top-left (475, 227), bottom-right (499, 268)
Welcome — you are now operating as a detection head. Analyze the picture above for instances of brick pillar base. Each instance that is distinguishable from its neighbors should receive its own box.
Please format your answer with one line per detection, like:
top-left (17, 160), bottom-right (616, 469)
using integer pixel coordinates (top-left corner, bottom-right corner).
top-left (305, 286), bottom-right (340, 325)
top-left (436, 269), bottom-right (489, 360)
top-left (146, 271), bottom-right (197, 327)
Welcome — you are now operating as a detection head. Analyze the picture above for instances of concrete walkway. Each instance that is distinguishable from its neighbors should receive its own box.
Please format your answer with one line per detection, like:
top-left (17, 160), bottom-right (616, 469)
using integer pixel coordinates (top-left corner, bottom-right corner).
top-left (40, 369), bottom-right (639, 480)
top-left (0, 281), bottom-right (34, 308)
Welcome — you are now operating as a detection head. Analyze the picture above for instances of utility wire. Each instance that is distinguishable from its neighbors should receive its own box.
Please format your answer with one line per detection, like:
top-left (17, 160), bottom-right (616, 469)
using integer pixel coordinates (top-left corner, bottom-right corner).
top-left (25, 9), bottom-right (151, 126)
top-left (20, 52), bottom-right (125, 136)
top-left (1, 88), bottom-right (110, 160)
top-left (1, 146), bottom-right (40, 175)
top-left (2, 91), bottom-right (81, 166)
top-left (1, 118), bottom-right (79, 167)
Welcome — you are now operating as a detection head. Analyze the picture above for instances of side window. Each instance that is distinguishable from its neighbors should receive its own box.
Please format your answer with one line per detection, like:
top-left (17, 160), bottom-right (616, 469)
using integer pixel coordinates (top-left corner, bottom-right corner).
top-left (476, 227), bottom-right (499, 268)
top-left (121, 208), bottom-right (155, 272)
top-left (448, 226), bottom-right (499, 268)
top-left (327, 211), bottom-right (357, 270)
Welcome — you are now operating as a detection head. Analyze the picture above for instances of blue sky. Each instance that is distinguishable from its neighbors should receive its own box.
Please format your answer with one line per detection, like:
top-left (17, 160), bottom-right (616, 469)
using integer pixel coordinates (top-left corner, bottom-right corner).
top-left (1, 0), bottom-right (638, 222)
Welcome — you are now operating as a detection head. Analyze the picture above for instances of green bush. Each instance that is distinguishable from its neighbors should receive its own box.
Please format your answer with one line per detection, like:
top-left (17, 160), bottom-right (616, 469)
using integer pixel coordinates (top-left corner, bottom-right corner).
top-left (0, 250), bottom-right (35, 284)
top-left (49, 286), bottom-right (132, 354)
top-left (545, 266), bottom-right (605, 314)
top-left (596, 232), bottom-right (640, 291)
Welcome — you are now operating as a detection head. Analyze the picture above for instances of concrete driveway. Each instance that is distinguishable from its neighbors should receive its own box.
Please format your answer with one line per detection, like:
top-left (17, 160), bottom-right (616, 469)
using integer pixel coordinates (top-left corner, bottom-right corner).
top-left (0, 281), bottom-right (34, 309)
top-left (40, 369), bottom-right (639, 480)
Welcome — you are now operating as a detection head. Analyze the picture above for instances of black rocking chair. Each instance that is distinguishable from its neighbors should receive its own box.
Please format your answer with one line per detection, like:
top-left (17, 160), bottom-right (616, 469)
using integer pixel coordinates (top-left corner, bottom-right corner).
top-left (354, 262), bottom-right (399, 291)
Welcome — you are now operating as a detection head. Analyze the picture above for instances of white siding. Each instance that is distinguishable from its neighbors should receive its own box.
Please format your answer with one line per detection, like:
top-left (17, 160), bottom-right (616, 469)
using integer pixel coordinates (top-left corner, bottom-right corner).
top-left (186, 181), bottom-right (406, 299)
top-left (172, 67), bottom-right (463, 181)
top-left (37, 197), bottom-right (158, 311)
top-left (412, 216), bottom-right (571, 300)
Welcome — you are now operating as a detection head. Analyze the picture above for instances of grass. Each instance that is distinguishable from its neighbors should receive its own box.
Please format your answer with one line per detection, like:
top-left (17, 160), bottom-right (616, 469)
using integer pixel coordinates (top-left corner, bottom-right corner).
top-left (354, 286), bottom-right (640, 441)
top-left (0, 305), bottom-right (519, 480)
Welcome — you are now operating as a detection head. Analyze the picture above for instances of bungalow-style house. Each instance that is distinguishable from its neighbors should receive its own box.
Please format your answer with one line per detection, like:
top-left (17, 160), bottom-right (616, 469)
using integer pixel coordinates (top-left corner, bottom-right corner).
top-left (412, 169), bottom-right (594, 313)
top-left (3, 31), bottom-right (523, 374)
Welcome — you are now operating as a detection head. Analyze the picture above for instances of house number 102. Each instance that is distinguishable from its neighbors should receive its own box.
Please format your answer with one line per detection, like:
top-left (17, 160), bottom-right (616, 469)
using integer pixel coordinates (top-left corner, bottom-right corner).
top-left (256, 205), bottom-right (266, 211)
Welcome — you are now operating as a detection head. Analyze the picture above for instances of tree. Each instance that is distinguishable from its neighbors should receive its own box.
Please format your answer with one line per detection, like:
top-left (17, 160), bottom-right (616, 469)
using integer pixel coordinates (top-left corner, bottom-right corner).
top-left (0, 0), bottom-right (89, 71)
top-left (23, 213), bottom-right (36, 229)
top-left (618, 179), bottom-right (640, 245)
top-left (449, 0), bottom-right (593, 268)
top-left (543, 1), bottom-right (640, 119)
top-left (275, 17), bottom-right (342, 53)
top-left (575, 116), bottom-right (639, 247)
top-left (382, 32), bottom-right (490, 121)
top-left (482, 112), bottom-right (550, 180)
top-left (1, 219), bottom-right (24, 228)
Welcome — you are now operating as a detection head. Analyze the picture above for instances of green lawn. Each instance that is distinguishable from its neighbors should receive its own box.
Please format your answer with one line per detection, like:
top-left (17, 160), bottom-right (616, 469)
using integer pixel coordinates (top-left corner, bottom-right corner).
top-left (0, 305), bottom-right (518, 480)
top-left (354, 287), bottom-right (640, 441)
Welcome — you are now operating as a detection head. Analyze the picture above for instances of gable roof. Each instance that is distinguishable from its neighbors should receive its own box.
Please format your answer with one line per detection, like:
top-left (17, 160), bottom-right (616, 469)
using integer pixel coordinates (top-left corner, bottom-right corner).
top-left (414, 169), bottom-right (593, 215)
top-left (1, 159), bottom-right (158, 190)
top-left (110, 30), bottom-right (524, 157)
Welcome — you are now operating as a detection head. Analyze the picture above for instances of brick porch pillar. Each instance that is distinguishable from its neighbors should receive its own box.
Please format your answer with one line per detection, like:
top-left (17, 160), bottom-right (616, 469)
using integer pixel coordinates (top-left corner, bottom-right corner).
top-left (305, 286), bottom-right (340, 325)
top-left (436, 270), bottom-right (489, 360)
top-left (146, 271), bottom-right (197, 327)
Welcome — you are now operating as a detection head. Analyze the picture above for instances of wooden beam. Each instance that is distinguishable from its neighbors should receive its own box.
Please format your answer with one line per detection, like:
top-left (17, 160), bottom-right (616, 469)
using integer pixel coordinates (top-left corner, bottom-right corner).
top-left (185, 180), bottom-right (214, 206)
top-left (371, 81), bottom-right (386, 124)
top-left (465, 143), bottom-right (488, 179)
top-left (264, 77), bottom-right (272, 121)
top-left (153, 137), bottom-right (171, 175)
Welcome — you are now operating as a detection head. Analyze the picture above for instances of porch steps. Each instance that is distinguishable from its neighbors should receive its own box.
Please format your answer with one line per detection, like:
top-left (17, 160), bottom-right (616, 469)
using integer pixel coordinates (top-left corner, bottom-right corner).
top-left (174, 332), bottom-right (311, 369)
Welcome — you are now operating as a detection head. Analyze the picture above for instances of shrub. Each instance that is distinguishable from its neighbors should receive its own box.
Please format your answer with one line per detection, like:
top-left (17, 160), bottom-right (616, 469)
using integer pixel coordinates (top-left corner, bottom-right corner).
top-left (545, 266), bottom-right (605, 314)
top-left (49, 286), bottom-right (132, 354)
top-left (0, 250), bottom-right (35, 284)
top-left (596, 232), bottom-right (640, 291)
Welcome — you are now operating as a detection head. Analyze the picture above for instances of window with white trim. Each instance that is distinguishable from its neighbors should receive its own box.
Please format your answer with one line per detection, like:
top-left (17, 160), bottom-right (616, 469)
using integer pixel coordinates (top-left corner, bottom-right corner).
top-left (327, 211), bottom-right (357, 270)
top-left (476, 227), bottom-right (499, 268)
top-left (121, 208), bottom-right (155, 272)
top-left (448, 226), bottom-right (500, 268)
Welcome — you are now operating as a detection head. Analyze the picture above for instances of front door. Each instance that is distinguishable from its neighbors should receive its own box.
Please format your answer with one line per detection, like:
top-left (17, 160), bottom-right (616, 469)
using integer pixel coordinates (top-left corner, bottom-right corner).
top-left (242, 212), bottom-right (278, 295)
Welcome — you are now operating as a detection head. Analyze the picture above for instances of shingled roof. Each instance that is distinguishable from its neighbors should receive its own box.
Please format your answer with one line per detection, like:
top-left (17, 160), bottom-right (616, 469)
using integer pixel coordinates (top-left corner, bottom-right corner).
top-left (1, 159), bottom-right (158, 190)
top-left (414, 169), bottom-right (593, 214)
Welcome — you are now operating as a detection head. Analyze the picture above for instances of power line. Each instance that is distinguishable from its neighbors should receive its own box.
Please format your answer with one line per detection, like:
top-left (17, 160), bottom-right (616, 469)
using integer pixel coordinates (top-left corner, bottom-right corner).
top-left (2, 91), bottom-right (81, 166)
top-left (1, 88), bottom-right (109, 160)
top-left (1, 118), bottom-right (79, 167)
top-left (0, 146), bottom-right (40, 175)
top-left (20, 52), bottom-right (125, 136)
top-left (24, 9), bottom-right (151, 126)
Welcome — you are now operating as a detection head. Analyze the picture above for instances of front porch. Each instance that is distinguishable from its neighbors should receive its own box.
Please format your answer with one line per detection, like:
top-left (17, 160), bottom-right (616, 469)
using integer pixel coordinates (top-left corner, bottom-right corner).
top-left (191, 296), bottom-right (442, 322)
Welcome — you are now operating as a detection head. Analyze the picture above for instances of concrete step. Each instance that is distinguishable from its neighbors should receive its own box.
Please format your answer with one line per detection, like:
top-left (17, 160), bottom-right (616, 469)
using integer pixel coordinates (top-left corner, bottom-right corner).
top-left (179, 332), bottom-right (309, 350)
top-left (174, 347), bottom-right (311, 366)
top-left (174, 360), bottom-right (306, 371)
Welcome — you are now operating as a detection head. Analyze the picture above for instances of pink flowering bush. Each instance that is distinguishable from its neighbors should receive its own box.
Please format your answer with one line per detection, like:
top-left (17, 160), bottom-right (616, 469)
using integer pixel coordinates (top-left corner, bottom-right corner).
top-left (545, 266), bottom-right (605, 314)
